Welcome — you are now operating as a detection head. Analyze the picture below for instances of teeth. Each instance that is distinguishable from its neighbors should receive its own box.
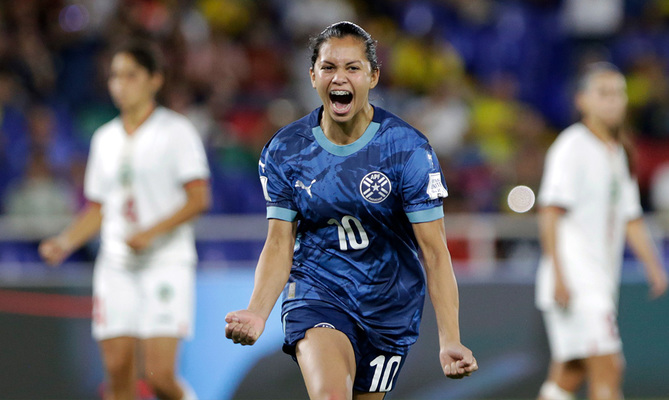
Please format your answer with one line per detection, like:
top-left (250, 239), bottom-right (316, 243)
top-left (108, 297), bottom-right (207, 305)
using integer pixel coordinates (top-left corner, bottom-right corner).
top-left (330, 90), bottom-right (351, 96)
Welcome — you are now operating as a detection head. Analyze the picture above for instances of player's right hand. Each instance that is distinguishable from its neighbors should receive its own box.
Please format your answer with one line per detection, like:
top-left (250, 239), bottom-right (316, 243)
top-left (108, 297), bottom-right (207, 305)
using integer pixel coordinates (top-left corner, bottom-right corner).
top-left (38, 236), bottom-right (71, 267)
top-left (554, 277), bottom-right (570, 309)
top-left (225, 309), bottom-right (265, 346)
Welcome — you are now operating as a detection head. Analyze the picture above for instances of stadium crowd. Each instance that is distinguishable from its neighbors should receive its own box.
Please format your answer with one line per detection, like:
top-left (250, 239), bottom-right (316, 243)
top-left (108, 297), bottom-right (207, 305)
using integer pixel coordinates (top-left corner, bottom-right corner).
top-left (1, 0), bottom-right (669, 233)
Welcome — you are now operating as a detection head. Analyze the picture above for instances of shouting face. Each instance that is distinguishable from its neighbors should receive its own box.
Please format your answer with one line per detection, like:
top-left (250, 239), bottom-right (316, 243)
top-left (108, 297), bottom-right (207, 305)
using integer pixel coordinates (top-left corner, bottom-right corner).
top-left (310, 35), bottom-right (379, 126)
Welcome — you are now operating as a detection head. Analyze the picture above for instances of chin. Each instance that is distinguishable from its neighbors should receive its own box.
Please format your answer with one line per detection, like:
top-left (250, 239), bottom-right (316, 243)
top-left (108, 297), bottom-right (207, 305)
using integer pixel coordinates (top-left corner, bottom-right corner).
top-left (327, 108), bottom-right (353, 123)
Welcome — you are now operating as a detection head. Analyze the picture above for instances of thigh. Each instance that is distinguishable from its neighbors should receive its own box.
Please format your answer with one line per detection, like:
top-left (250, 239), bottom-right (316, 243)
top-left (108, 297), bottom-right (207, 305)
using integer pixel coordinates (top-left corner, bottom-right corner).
top-left (585, 352), bottom-right (625, 383)
top-left (138, 262), bottom-right (195, 339)
top-left (142, 337), bottom-right (180, 375)
top-left (584, 352), bottom-right (625, 400)
top-left (99, 336), bottom-right (137, 371)
top-left (93, 260), bottom-right (141, 340)
top-left (296, 327), bottom-right (357, 399)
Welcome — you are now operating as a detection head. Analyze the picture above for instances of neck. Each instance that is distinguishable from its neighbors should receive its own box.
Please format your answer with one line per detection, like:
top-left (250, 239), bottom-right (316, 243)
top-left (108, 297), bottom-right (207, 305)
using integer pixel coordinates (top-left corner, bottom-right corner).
top-left (122, 101), bottom-right (156, 135)
top-left (583, 117), bottom-right (617, 144)
top-left (321, 104), bottom-right (374, 145)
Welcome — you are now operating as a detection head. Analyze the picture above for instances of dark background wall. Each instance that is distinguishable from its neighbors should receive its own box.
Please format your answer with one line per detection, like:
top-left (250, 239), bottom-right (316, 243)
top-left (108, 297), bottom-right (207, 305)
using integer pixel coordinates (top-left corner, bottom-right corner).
top-left (2, 277), bottom-right (666, 399)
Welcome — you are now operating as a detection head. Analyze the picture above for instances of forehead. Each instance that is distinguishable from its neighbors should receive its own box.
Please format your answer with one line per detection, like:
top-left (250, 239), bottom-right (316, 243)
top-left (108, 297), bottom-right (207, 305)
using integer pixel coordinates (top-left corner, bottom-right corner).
top-left (317, 36), bottom-right (367, 62)
top-left (585, 71), bottom-right (626, 91)
top-left (110, 52), bottom-right (143, 70)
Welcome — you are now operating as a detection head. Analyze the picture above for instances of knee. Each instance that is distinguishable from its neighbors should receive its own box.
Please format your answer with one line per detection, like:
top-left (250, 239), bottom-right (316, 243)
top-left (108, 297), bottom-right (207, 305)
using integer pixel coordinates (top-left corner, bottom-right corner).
top-left (307, 382), bottom-right (349, 400)
top-left (590, 382), bottom-right (622, 400)
top-left (144, 365), bottom-right (178, 395)
top-left (316, 391), bottom-right (348, 400)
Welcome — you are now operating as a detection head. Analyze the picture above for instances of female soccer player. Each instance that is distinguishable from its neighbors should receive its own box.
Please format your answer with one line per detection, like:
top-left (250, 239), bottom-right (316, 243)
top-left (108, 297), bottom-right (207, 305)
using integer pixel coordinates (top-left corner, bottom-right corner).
top-left (536, 62), bottom-right (668, 400)
top-left (225, 21), bottom-right (477, 399)
top-left (39, 41), bottom-right (209, 400)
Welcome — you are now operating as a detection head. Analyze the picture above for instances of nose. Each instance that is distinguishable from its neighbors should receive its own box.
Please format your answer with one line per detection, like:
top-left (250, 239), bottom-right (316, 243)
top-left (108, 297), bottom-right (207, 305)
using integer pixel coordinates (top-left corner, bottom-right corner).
top-left (332, 69), bottom-right (347, 85)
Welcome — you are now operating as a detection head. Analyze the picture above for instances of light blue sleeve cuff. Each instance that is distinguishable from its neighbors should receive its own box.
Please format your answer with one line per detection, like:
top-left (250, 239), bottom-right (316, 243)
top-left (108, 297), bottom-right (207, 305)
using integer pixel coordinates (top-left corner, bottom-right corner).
top-left (267, 206), bottom-right (298, 221)
top-left (406, 207), bottom-right (444, 223)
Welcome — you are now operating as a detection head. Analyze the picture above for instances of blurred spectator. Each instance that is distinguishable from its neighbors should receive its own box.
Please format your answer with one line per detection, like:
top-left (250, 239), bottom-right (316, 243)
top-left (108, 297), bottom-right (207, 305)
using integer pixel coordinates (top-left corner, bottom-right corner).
top-left (3, 149), bottom-right (75, 238)
top-left (651, 163), bottom-right (669, 212)
top-left (0, 0), bottom-right (668, 217)
top-left (626, 54), bottom-right (669, 140)
top-left (469, 72), bottom-right (521, 166)
top-left (561, 0), bottom-right (624, 39)
top-left (0, 67), bottom-right (28, 197)
top-left (408, 79), bottom-right (471, 159)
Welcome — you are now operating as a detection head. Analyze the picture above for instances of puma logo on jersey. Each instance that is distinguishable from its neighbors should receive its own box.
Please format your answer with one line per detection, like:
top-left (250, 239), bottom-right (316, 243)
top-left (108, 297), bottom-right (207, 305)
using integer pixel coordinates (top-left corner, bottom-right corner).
top-left (295, 179), bottom-right (316, 198)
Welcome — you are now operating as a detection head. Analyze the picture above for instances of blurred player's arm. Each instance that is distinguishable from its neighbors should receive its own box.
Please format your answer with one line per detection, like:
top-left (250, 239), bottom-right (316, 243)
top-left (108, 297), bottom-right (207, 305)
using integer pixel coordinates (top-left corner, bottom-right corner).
top-left (625, 217), bottom-right (668, 298)
top-left (126, 179), bottom-right (211, 252)
top-left (225, 218), bottom-right (297, 345)
top-left (413, 218), bottom-right (477, 379)
top-left (539, 205), bottom-right (570, 307)
top-left (39, 200), bottom-right (103, 266)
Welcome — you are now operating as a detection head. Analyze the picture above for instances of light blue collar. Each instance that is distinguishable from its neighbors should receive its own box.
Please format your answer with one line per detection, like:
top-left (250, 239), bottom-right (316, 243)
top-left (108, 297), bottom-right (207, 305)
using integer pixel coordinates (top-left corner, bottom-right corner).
top-left (312, 121), bottom-right (380, 156)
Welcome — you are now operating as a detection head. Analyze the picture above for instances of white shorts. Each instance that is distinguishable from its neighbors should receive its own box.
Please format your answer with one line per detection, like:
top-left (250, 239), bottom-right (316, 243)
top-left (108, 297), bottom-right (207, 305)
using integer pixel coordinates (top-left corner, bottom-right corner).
top-left (92, 256), bottom-right (196, 341)
top-left (542, 307), bottom-right (622, 362)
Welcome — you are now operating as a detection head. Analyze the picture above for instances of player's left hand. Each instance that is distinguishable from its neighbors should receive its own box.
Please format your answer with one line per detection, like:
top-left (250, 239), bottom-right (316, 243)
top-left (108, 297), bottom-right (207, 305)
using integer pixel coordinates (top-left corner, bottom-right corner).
top-left (225, 309), bottom-right (266, 346)
top-left (126, 230), bottom-right (155, 252)
top-left (440, 342), bottom-right (478, 379)
top-left (649, 268), bottom-right (668, 299)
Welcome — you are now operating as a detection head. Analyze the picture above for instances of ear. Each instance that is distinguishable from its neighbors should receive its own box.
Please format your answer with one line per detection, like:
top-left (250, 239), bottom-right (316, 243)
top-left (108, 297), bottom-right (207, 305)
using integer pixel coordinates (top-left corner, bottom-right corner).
top-left (369, 67), bottom-right (380, 90)
top-left (310, 67), bottom-right (316, 89)
top-left (152, 72), bottom-right (165, 93)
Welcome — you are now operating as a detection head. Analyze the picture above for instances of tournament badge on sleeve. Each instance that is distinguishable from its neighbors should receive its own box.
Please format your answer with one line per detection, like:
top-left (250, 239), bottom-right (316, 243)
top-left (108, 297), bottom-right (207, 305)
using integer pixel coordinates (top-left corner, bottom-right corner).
top-left (427, 173), bottom-right (448, 200)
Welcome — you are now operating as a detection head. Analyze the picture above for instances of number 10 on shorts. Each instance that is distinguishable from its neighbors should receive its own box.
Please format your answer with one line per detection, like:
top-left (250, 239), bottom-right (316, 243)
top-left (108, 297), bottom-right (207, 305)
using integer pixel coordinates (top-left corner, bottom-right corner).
top-left (369, 355), bottom-right (402, 392)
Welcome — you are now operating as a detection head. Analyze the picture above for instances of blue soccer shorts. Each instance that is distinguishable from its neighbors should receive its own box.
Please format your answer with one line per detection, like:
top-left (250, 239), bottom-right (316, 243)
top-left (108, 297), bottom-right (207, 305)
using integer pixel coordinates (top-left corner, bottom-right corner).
top-left (282, 303), bottom-right (409, 393)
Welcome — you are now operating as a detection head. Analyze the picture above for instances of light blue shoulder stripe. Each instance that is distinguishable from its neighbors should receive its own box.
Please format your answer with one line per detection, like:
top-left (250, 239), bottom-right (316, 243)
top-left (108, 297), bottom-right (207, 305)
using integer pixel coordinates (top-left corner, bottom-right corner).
top-left (267, 206), bottom-right (298, 221)
top-left (406, 207), bottom-right (444, 223)
top-left (312, 122), bottom-right (380, 156)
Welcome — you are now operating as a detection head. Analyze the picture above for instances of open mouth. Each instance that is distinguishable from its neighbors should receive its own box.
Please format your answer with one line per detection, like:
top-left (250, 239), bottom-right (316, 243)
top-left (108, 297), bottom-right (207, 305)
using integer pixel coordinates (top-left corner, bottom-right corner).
top-left (329, 90), bottom-right (353, 114)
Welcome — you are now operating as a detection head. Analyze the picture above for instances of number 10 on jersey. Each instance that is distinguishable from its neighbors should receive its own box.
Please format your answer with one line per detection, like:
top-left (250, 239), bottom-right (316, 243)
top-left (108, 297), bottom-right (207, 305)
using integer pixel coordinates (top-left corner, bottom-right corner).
top-left (327, 216), bottom-right (369, 251)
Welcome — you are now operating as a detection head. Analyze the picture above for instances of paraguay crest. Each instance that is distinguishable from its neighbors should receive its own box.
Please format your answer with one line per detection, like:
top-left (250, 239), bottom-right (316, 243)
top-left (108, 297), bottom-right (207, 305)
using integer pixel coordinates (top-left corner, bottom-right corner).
top-left (360, 171), bottom-right (391, 203)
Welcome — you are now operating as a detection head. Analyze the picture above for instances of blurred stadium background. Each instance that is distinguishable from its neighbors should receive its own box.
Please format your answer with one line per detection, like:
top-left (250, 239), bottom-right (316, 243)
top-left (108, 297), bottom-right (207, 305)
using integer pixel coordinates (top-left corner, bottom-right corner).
top-left (1, 0), bottom-right (669, 399)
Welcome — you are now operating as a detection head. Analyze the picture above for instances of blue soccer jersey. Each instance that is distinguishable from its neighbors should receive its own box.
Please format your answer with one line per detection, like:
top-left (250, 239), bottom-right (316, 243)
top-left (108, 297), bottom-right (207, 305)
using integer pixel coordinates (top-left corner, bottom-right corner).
top-left (259, 106), bottom-right (448, 352)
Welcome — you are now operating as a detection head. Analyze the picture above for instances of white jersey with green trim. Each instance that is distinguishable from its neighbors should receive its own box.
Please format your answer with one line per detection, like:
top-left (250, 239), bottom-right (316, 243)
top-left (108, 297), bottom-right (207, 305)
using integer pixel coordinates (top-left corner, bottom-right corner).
top-left (84, 107), bottom-right (210, 267)
top-left (536, 123), bottom-right (642, 311)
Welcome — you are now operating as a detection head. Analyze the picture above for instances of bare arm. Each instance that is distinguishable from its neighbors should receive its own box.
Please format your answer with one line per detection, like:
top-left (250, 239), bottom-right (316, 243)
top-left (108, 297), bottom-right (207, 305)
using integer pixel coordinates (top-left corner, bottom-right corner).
top-left (225, 218), bottom-right (297, 345)
top-left (538, 205), bottom-right (570, 307)
top-left (626, 217), bottom-right (668, 298)
top-left (39, 201), bottom-right (103, 266)
top-left (413, 218), bottom-right (477, 379)
top-left (126, 179), bottom-right (211, 251)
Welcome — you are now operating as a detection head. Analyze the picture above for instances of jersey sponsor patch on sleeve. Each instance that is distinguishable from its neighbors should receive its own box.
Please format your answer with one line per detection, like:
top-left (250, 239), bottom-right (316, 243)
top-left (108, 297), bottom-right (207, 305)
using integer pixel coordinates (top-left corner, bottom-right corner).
top-left (427, 172), bottom-right (448, 200)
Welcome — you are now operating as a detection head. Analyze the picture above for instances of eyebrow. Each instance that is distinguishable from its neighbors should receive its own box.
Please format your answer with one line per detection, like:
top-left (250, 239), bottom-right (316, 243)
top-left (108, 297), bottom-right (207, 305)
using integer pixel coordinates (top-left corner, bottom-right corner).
top-left (320, 60), bottom-right (363, 66)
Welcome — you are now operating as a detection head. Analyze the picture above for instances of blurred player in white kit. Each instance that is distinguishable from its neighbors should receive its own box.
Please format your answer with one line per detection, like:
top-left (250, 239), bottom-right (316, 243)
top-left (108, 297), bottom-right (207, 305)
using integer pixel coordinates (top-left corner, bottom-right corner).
top-left (39, 40), bottom-right (210, 400)
top-left (536, 62), bottom-right (668, 400)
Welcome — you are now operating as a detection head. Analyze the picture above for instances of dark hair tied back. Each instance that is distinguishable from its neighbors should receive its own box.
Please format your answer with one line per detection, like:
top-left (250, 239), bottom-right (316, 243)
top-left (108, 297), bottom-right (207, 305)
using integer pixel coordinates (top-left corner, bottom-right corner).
top-left (113, 40), bottom-right (164, 75)
top-left (309, 21), bottom-right (379, 71)
top-left (577, 61), bottom-right (621, 92)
